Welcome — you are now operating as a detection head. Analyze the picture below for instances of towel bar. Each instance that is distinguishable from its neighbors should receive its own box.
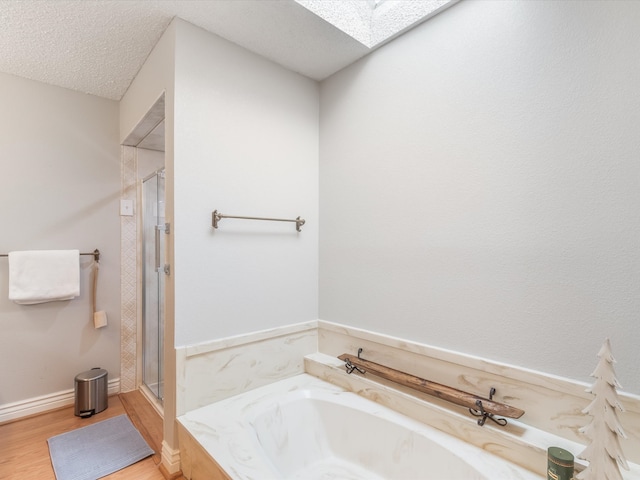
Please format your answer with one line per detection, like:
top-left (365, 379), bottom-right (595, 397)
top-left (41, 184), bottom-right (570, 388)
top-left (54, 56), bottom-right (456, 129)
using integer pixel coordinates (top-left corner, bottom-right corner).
top-left (0, 249), bottom-right (100, 262)
top-left (212, 210), bottom-right (305, 232)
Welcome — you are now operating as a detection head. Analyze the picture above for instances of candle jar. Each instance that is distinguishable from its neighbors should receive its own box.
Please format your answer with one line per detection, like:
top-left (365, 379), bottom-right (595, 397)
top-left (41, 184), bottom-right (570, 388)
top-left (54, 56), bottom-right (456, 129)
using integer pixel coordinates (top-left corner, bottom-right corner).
top-left (548, 447), bottom-right (574, 480)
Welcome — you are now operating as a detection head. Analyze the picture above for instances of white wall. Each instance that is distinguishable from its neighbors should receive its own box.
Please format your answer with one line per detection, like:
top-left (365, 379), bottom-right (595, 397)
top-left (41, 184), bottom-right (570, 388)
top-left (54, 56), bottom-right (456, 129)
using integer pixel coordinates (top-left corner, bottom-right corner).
top-left (119, 24), bottom-right (178, 465)
top-left (119, 19), bottom-right (174, 146)
top-left (172, 20), bottom-right (319, 346)
top-left (319, 0), bottom-right (640, 393)
top-left (138, 148), bottom-right (165, 179)
top-left (0, 72), bottom-right (120, 404)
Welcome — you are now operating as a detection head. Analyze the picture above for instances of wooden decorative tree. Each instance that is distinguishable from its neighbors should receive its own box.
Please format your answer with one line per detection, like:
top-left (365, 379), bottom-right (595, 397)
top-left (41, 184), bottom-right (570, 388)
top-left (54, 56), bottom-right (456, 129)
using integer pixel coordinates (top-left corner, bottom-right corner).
top-left (577, 338), bottom-right (629, 480)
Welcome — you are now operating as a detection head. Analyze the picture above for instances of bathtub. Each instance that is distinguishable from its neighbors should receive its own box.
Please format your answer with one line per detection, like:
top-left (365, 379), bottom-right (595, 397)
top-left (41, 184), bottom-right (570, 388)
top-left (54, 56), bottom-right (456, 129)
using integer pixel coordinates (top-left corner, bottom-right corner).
top-left (177, 374), bottom-right (541, 479)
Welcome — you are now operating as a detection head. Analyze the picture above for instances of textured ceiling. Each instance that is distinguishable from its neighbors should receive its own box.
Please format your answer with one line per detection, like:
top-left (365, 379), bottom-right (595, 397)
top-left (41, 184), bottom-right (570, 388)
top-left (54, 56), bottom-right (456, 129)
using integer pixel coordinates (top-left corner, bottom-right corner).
top-left (0, 0), bottom-right (456, 101)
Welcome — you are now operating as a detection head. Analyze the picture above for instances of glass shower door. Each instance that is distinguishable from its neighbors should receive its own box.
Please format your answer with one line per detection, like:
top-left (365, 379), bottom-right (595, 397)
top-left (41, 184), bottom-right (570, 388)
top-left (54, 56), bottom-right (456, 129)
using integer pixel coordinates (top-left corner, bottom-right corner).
top-left (142, 169), bottom-right (165, 401)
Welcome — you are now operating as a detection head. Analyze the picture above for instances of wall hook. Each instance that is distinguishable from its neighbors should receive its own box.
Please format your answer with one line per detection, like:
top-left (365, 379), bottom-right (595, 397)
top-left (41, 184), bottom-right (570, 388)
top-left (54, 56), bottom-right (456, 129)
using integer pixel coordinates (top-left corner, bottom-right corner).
top-left (344, 348), bottom-right (366, 374)
top-left (344, 358), bottom-right (366, 375)
top-left (469, 387), bottom-right (508, 426)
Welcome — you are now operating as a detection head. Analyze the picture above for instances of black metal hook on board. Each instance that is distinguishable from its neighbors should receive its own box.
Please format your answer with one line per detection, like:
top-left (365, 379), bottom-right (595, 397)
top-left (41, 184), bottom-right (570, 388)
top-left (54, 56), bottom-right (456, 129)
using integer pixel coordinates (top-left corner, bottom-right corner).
top-left (469, 387), bottom-right (508, 426)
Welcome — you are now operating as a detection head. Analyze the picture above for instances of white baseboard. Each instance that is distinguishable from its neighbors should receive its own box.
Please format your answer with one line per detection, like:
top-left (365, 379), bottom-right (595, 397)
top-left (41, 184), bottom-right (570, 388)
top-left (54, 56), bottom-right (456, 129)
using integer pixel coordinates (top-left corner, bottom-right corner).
top-left (161, 440), bottom-right (181, 474)
top-left (0, 377), bottom-right (120, 424)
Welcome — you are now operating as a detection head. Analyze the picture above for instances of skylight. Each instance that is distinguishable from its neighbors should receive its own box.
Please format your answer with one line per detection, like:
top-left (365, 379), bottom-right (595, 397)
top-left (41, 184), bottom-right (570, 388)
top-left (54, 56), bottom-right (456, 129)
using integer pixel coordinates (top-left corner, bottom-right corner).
top-left (295, 0), bottom-right (458, 49)
top-left (368, 0), bottom-right (388, 9)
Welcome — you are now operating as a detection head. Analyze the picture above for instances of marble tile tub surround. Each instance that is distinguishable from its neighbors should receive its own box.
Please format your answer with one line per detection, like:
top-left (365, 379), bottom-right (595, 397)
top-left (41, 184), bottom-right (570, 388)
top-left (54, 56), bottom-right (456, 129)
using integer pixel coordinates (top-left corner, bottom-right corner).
top-left (175, 320), bottom-right (317, 416)
top-left (305, 353), bottom-right (640, 479)
top-left (178, 374), bottom-right (541, 480)
top-left (174, 319), bottom-right (638, 476)
top-left (316, 321), bottom-right (640, 468)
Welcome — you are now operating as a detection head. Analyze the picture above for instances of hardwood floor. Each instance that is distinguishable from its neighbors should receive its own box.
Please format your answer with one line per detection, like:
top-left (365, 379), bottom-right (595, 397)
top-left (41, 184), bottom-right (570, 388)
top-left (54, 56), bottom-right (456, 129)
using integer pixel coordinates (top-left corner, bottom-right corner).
top-left (0, 391), bottom-right (185, 480)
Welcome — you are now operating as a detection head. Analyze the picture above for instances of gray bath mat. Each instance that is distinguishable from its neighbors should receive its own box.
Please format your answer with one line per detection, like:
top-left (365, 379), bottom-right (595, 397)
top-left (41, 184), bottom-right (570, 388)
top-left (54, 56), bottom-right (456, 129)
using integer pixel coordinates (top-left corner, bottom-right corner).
top-left (47, 414), bottom-right (154, 480)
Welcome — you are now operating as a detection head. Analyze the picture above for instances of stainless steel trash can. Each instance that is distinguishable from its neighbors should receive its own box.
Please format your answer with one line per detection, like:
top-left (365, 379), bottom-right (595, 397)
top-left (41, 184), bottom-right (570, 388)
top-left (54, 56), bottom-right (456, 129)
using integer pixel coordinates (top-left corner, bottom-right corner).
top-left (74, 368), bottom-right (108, 417)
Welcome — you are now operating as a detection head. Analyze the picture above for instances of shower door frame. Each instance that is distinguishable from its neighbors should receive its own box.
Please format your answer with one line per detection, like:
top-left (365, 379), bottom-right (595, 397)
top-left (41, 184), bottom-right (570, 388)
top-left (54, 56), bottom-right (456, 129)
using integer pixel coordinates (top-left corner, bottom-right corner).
top-left (140, 168), bottom-right (166, 405)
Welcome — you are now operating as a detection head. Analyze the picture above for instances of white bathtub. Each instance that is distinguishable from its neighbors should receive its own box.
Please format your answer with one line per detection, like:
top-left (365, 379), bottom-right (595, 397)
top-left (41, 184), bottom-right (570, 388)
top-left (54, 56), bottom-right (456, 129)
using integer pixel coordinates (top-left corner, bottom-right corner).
top-left (177, 374), bottom-right (541, 479)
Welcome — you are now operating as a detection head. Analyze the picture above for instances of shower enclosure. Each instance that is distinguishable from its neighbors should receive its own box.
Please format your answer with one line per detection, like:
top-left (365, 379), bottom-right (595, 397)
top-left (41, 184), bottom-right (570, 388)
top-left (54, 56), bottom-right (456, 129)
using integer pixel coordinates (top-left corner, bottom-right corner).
top-left (142, 169), bottom-right (165, 401)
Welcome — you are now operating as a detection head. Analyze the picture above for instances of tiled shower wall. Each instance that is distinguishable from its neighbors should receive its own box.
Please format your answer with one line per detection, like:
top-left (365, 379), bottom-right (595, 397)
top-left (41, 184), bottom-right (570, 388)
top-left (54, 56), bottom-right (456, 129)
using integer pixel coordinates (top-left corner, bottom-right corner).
top-left (120, 145), bottom-right (137, 392)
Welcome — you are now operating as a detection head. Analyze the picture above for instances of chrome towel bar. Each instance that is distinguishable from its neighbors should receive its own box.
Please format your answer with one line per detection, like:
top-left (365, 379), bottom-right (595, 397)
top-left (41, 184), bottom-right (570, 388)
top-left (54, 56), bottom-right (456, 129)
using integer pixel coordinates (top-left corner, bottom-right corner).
top-left (212, 210), bottom-right (305, 232)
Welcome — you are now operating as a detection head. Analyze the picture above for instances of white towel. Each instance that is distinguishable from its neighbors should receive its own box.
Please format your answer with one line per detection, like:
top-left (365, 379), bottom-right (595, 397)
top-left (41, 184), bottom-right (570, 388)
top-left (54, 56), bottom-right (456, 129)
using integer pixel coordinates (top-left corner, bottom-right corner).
top-left (8, 250), bottom-right (80, 305)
